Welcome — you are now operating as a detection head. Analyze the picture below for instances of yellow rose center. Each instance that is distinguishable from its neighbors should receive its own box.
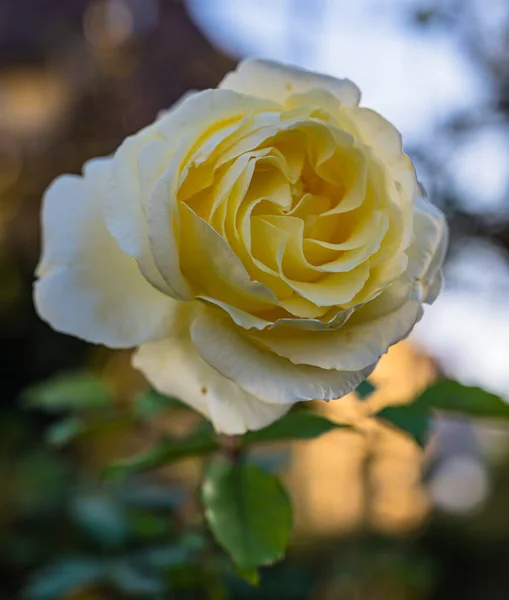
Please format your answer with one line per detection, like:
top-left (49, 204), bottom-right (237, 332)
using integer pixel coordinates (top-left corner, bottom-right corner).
top-left (177, 107), bottom-right (407, 320)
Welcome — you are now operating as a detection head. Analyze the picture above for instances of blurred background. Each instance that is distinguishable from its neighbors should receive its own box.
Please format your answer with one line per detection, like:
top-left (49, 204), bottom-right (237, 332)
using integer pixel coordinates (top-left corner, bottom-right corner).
top-left (2, 0), bottom-right (509, 598)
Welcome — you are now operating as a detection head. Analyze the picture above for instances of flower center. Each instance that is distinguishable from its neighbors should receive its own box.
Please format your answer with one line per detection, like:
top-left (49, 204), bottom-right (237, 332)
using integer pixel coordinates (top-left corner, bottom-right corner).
top-left (177, 114), bottom-right (397, 317)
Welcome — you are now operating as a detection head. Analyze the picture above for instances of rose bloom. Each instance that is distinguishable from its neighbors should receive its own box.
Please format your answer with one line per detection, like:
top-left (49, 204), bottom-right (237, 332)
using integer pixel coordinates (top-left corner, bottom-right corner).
top-left (35, 60), bottom-right (447, 434)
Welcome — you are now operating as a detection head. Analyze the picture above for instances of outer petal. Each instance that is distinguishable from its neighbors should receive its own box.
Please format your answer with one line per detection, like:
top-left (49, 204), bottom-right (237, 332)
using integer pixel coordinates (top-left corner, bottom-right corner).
top-left (104, 90), bottom-right (203, 264)
top-left (132, 303), bottom-right (290, 435)
top-left (106, 123), bottom-right (174, 296)
top-left (249, 286), bottom-right (423, 372)
top-left (408, 191), bottom-right (448, 303)
top-left (220, 59), bottom-right (361, 108)
top-left (190, 306), bottom-right (376, 404)
top-left (106, 120), bottom-right (164, 261)
top-left (34, 158), bottom-right (175, 348)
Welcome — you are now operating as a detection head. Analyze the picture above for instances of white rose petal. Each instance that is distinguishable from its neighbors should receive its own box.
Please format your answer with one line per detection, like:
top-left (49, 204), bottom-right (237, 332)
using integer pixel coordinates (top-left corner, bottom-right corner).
top-left (35, 59), bottom-right (447, 432)
top-left (220, 58), bottom-right (361, 108)
top-left (132, 305), bottom-right (290, 434)
top-left (190, 307), bottom-right (377, 404)
top-left (35, 158), bottom-right (176, 348)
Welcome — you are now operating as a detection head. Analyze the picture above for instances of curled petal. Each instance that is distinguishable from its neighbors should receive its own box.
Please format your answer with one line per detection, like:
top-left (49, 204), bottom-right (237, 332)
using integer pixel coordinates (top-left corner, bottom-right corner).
top-left (179, 204), bottom-right (278, 309)
top-left (249, 283), bottom-right (423, 372)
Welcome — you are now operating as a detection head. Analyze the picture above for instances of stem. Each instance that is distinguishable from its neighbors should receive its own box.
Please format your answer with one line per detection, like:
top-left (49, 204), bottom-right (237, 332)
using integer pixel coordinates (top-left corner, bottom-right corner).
top-left (217, 434), bottom-right (243, 464)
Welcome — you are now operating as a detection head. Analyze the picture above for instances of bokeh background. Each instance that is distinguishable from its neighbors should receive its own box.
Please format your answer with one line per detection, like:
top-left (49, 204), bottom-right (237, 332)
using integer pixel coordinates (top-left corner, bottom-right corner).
top-left (3, 0), bottom-right (509, 598)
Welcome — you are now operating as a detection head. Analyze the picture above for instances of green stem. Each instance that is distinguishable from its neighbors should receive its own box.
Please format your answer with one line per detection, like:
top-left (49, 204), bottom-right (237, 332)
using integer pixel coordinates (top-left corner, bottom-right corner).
top-left (217, 434), bottom-right (243, 464)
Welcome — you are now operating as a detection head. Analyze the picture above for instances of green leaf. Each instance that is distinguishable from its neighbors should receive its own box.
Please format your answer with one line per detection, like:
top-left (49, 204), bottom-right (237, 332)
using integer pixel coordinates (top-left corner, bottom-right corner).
top-left (129, 512), bottom-right (170, 539)
top-left (134, 387), bottom-right (189, 419)
top-left (46, 416), bottom-right (132, 447)
top-left (376, 379), bottom-right (509, 446)
top-left (122, 483), bottom-right (184, 510)
top-left (105, 422), bottom-right (218, 480)
top-left (377, 404), bottom-right (430, 448)
top-left (202, 456), bottom-right (292, 572)
top-left (71, 495), bottom-right (128, 548)
top-left (134, 544), bottom-right (191, 569)
top-left (244, 410), bottom-right (349, 445)
top-left (45, 417), bottom-right (86, 446)
top-left (23, 371), bottom-right (113, 413)
top-left (108, 561), bottom-right (164, 595)
top-left (356, 380), bottom-right (376, 400)
top-left (374, 379), bottom-right (509, 448)
top-left (236, 566), bottom-right (260, 586)
top-left (417, 379), bottom-right (509, 419)
top-left (23, 557), bottom-right (105, 600)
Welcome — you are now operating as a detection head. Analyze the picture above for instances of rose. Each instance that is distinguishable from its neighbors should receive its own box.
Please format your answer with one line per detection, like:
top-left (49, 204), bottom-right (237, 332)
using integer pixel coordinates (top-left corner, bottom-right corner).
top-left (34, 59), bottom-right (447, 435)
